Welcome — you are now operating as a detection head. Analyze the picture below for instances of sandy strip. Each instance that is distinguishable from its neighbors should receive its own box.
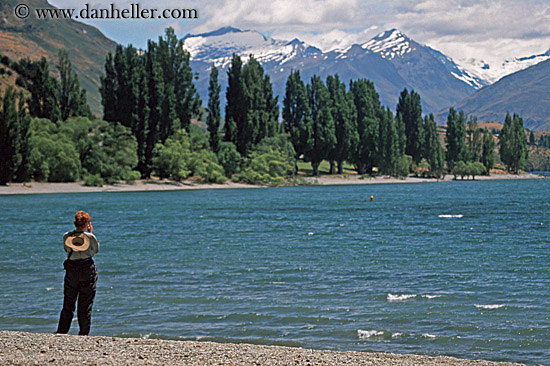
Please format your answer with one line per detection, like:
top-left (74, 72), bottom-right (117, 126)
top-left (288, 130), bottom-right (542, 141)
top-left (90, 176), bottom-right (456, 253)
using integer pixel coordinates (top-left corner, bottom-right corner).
top-left (0, 174), bottom-right (545, 195)
top-left (0, 331), bottom-right (523, 366)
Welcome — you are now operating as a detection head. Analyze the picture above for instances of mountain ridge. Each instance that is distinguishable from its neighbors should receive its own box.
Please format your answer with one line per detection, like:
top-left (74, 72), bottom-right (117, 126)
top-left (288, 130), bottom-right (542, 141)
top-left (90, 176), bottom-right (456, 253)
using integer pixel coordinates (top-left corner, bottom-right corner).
top-left (183, 27), bottom-right (481, 115)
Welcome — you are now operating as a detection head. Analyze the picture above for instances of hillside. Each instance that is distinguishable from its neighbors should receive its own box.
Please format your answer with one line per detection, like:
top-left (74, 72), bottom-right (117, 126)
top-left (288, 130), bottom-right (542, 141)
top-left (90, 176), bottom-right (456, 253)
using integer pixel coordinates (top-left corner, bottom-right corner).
top-left (0, 0), bottom-right (117, 116)
top-left (439, 59), bottom-right (550, 131)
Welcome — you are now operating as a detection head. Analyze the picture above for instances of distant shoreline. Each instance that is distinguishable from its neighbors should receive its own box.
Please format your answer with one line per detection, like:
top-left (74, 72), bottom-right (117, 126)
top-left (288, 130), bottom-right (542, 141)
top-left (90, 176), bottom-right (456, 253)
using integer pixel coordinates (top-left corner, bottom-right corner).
top-left (0, 173), bottom-right (545, 195)
top-left (0, 330), bottom-right (524, 366)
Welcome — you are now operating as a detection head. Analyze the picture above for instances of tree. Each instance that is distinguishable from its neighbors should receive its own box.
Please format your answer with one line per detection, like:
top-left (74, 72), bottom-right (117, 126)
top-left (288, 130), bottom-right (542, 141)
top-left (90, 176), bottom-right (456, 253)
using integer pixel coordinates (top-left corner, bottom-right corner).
top-left (466, 115), bottom-right (482, 162)
top-left (500, 112), bottom-right (528, 173)
top-left (445, 107), bottom-right (467, 170)
top-left (423, 113), bottom-right (444, 176)
top-left (326, 74), bottom-right (358, 174)
top-left (99, 52), bottom-right (117, 122)
top-left (378, 107), bottom-right (399, 176)
top-left (207, 64), bottom-right (221, 153)
top-left (224, 54), bottom-right (246, 154)
top-left (481, 129), bottom-right (495, 173)
top-left (396, 88), bottom-right (424, 164)
top-left (306, 75), bottom-right (336, 176)
top-left (28, 58), bottom-right (61, 122)
top-left (0, 88), bottom-right (30, 184)
top-left (349, 79), bottom-right (382, 174)
top-left (282, 70), bottom-right (312, 172)
top-left (56, 50), bottom-right (90, 120)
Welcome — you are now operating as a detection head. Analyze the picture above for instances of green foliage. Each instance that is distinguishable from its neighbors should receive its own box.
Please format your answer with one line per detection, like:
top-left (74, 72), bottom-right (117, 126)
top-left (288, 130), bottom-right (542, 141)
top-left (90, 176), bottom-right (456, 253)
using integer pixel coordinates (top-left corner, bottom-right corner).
top-left (100, 28), bottom-right (201, 177)
top-left (0, 88), bottom-right (30, 185)
top-left (423, 113), bottom-right (444, 177)
top-left (396, 89), bottom-right (424, 164)
top-left (306, 75), bottom-right (336, 176)
top-left (481, 129), bottom-right (496, 172)
top-left (188, 150), bottom-right (226, 184)
top-left (500, 112), bottom-right (528, 173)
top-left (217, 142), bottom-right (241, 178)
top-left (83, 173), bottom-right (103, 187)
top-left (152, 129), bottom-right (192, 181)
top-left (283, 70), bottom-right (312, 171)
top-left (224, 55), bottom-right (279, 156)
top-left (326, 74), bottom-right (358, 174)
top-left (28, 118), bottom-right (81, 182)
top-left (445, 108), bottom-right (468, 170)
top-left (349, 79), bottom-right (383, 175)
top-left (238, 134), bottom-right (295, 185)
top-left (27, 117), bottom-right (139, 183)
top-left (207, 64), bottom-right (221, 153)
top-left (452, 161), bottom-right (486, 180)
top-left (396, 155), bottom-right (413, 177)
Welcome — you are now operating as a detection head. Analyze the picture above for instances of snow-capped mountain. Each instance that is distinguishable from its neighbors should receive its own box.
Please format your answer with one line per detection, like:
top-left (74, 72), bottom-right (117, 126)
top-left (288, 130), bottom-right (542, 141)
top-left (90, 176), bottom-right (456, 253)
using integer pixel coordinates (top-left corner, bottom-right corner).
top-left (457, 50), bottom-right (550, 85)
top-left (182, 27), bottom-right (481, 114)
top-left (183, 27), bottom-right (322, 68)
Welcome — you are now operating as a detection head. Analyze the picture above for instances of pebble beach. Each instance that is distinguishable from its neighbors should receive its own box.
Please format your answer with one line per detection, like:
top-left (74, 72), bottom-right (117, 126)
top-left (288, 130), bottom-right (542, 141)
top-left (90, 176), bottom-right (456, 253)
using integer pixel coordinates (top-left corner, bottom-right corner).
top-left (0, 331), bottom-right (524, 366)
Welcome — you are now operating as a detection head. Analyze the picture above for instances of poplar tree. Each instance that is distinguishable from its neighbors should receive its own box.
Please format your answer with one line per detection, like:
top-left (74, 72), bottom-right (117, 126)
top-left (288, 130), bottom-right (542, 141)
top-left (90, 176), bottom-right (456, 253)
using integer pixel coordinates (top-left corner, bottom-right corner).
top-left (28, 57), bottom-right (61, 122)
top-left (100, 52), bottom-right (117, 122)
top-left (500, 112), bottom-right (528, 173)
top-left (349, 79), bottom-right (381, 174)
top-left (0, 88), bottom-right (30, 185)
top-left (378, 107), bottom-right (399, 176)
top-left (396, 88), bottom-right (424, 164)
top-left (423, 113), bottom-right (444, 175)
top-left (283, 70), bottom-right (312, 172)
top-left (224, 54), bottom-right (246, 154)
top-left (445, 107), bottom-right (467, 170)
top-left (306, 75), bottom-right (335, 176)
top-left (466, 115), bottom-right (482, 162)
top-left (56, 50), bottom-right (90, 120)
top-left (326, 74), bottom-right (357, 174)
top-left (481, 129), bottom-right (495, 172)
top-left (207, 64), bottom-right (221, 153)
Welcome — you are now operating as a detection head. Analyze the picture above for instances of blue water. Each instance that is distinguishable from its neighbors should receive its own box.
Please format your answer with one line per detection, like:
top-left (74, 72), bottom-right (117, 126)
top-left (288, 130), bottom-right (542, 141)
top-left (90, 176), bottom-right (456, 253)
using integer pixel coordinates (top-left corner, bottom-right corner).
top-left (1, 180), bottom-right (549, 365)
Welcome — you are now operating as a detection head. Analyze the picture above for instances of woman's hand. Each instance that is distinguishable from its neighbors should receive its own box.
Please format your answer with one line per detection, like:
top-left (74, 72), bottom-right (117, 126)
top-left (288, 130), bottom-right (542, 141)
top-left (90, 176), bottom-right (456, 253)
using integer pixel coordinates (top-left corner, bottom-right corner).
top-left (87, 223), bottom-right (93, 233)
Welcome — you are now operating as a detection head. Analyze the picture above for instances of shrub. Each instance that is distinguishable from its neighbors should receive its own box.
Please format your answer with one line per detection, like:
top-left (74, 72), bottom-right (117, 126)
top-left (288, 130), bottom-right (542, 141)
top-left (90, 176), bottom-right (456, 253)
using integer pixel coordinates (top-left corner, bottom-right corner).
top-left (83, 174), bottom-right (103, 187)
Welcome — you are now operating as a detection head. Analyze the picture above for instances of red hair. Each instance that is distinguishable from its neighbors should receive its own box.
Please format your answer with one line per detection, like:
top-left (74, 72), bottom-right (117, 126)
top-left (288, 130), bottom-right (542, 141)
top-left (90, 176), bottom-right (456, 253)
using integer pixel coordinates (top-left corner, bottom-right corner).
top-left (74, 211), bottom-right (91, 228)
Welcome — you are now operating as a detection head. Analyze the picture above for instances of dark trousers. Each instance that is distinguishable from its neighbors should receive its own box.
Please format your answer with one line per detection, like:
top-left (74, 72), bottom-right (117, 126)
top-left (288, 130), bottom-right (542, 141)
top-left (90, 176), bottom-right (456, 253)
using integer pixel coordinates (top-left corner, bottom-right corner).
top-left (56, 259), bottom-right (98, 335)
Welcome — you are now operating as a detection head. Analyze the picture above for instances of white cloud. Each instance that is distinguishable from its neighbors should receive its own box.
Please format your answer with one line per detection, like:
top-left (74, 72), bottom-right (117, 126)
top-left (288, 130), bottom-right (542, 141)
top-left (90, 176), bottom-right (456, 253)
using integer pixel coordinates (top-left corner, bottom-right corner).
top-left (47, 0), bottom-right (550, 63)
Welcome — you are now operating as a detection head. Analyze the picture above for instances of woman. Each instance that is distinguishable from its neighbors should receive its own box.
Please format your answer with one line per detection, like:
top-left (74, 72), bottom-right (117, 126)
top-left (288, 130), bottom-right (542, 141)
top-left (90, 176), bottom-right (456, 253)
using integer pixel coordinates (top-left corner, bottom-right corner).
top-left (56, 211), bottom-right (99, 335)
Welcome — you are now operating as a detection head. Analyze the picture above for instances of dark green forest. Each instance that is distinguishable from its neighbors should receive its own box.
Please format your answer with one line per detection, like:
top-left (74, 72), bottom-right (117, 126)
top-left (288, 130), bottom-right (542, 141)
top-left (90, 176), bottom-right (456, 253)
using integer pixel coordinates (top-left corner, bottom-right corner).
top-left (0, 28), bottom-right (534, 186)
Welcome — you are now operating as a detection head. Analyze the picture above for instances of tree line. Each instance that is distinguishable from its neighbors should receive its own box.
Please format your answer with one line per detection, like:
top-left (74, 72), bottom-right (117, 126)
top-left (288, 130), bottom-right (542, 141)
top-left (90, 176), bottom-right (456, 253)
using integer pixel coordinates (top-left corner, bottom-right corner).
top-left (0, 27), bottom-right (532, 185)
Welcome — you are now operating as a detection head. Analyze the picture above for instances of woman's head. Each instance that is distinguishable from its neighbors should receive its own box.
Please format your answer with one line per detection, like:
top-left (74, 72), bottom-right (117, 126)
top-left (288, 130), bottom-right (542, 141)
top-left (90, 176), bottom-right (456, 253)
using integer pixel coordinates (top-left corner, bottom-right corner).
top-left (74, 211), bottom-right (91, 229)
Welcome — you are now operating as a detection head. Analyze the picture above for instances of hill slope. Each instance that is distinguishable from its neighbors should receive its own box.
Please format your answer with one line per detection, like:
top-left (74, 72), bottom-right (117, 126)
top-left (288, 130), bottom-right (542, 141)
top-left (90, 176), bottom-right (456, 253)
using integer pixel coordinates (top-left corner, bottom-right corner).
top-left (0, 0), bottom-right (117, 116)
top-left (442, 59), bottom-right (550, 131)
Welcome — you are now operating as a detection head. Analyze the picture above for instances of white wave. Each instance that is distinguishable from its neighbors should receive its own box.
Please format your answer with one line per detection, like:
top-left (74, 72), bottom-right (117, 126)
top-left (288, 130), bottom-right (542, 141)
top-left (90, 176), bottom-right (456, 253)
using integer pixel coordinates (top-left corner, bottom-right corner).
top-left (438, 214), bottom-right (464, 218)
top-left (422, 333), bottom-right (437, 339)
top-left (391, 332), bottom-right (403, 338)
top-left (475, 304), bottom-right (505, 309)
top-left (307, 232), bottom-right (314, 236)
top-left (387, 293), bottom-right (417, 302)
top-left (422, 294), bottom-right (442, 299)
top-left (45, 288), bottom-right (53, 291)
top-left (357, 329), bottom-right (384, 339)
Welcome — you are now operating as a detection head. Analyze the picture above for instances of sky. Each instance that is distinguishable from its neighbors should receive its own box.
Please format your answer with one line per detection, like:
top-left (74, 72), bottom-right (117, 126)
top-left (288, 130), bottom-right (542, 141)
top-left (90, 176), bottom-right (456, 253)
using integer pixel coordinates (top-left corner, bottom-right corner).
top-left (47, 0), bottom-right (550, 66)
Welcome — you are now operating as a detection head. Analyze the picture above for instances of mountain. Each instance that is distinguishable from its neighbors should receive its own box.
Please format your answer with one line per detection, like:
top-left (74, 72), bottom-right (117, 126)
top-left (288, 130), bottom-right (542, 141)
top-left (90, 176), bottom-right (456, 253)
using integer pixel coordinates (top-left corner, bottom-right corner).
top-left (456, 50), bottom-right (550, 85)
top-left (184, 27), bottom-right (483, 115)
top-left (440, 59), bottom-right (550, 131)
top-left (0, 0), bottom-right (117, 116)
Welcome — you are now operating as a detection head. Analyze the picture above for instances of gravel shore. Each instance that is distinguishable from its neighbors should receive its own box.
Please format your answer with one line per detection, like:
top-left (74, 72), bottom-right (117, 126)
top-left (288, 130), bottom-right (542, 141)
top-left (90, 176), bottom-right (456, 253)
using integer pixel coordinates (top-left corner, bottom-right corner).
top-left (0, 173), bottom-right (545, 195)
top-left (0, 331), bottom-right (524, 366)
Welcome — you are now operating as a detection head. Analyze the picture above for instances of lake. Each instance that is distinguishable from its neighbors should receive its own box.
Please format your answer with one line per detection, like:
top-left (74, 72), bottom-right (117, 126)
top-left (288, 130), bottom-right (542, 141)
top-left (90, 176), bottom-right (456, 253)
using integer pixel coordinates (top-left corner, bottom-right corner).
top-left (0, 179), bottom-right (549, 365)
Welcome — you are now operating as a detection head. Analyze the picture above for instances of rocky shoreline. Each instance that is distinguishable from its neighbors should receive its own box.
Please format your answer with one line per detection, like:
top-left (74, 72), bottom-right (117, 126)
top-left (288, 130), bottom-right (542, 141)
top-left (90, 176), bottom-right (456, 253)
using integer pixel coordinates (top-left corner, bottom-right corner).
top-left (0, 331), bottom-right (524, 366)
